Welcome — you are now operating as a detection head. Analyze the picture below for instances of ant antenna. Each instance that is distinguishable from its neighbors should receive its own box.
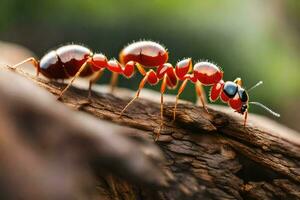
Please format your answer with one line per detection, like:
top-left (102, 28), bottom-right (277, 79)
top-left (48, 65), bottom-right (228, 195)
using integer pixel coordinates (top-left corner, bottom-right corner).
top-left (249, 102), bottom-right (280, 117)
top-left (248, 81), bottom-right (263, 92)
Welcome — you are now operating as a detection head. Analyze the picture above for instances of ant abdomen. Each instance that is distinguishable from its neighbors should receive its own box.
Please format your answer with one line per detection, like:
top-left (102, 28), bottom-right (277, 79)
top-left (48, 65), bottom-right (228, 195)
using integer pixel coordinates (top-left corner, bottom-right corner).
top-left (10, 44), bottom-right (120, 100)
top-left (119, 41), bottom-right (169, 67)
top-left (40, 45), bottom-right (93, 79)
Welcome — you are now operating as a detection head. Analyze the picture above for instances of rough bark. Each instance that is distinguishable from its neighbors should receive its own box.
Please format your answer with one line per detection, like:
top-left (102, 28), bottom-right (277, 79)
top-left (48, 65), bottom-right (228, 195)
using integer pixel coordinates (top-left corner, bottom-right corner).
top-left (1, 66), bottom-right (300, 200)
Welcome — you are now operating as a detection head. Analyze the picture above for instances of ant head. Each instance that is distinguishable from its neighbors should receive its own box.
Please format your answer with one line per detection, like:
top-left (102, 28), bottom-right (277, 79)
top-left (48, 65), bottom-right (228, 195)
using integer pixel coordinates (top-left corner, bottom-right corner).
top-left (223, 81), bottom-right (238, 98)
top-left (238, 87), bottom-right (249, 103)
top-left (224, 79), bottom-right (250, 115)
top-left (224, 81), bottom-right (249, 114)
top-left (237, 87), bottom-right (249, 114)
top-left (223, 79), bottom-right (280, 118)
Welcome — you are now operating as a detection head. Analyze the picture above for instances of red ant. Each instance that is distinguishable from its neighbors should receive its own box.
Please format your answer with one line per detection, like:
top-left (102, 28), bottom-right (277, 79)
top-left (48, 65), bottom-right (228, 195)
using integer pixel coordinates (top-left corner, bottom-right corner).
top-left (10, 42), bottom-right (280, 140)
top-left (172, 58), bottom-right (280, 125)
top-left (9, 44), bottom-right (131, 99)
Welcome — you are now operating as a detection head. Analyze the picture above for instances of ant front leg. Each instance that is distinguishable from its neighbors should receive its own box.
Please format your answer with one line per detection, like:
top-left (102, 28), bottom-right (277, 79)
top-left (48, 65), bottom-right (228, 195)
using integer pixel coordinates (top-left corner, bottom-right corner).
top-left (58, 58), bottom-right (92, 99)
top-left (243, 111), bottom-right (248, 127)
top-left (173, 79), bottom-right (188, 121)
top-left (110, 72), bottom-right (119, 93)
top-left (195, 81), bottom-right (208, 113)
top-left (234, 77), bottom-right (243, 86)
top-left (119, 70), bottom-right (152, 117)
top-left (9, 57), bottom-right (40, 76)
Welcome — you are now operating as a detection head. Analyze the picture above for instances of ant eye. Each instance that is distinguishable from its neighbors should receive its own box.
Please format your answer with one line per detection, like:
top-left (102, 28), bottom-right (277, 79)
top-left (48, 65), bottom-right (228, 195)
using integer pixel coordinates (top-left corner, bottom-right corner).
top-left (223, 81), bottom-right (238, 98)
top-left (238, 88), bottom-right (248, 102)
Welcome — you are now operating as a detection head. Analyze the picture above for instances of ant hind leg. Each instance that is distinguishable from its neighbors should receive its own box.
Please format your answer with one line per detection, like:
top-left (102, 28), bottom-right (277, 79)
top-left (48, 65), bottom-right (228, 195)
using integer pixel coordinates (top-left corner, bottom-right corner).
top-left (58, 58), bottom-right (92, 100)
top-left (110, 72), bottom-right (119, 93)
top-left (9, 57), bottom-right (40, 76)
top-left (195, 81), bottom-right (208, 113)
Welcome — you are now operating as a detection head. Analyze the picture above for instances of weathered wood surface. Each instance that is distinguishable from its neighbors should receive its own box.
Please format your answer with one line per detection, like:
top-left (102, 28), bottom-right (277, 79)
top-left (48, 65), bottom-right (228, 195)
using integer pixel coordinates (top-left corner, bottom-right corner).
top-left (1, 66), bottom-right (300, 200)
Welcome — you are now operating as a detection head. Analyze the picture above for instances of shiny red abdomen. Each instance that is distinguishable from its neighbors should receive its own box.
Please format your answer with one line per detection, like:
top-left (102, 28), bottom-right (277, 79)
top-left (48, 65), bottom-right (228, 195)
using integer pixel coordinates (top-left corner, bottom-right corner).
top-left (39, 45), bottom-right (93, 79)
top-left (119, 41), bottom-right (168, 67)
top-left (193, 62), bottom-right (223, 85)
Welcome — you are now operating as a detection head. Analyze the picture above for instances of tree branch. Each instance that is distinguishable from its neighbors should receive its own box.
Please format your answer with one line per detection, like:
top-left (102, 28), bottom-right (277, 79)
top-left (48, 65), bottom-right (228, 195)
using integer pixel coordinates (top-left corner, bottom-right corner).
top-left (1, 66), bottom-right (300, 200)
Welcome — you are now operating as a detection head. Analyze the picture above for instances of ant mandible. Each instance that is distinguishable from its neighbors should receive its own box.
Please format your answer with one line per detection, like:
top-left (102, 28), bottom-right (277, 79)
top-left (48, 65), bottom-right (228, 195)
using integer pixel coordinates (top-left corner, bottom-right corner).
top-left (9, 44), bottom-right (131, 99)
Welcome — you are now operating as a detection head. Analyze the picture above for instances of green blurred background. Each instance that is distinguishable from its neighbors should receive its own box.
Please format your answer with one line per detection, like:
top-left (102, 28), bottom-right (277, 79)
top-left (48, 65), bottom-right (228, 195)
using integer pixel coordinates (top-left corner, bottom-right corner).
top-left (0, 0), bottom-right (299, 131)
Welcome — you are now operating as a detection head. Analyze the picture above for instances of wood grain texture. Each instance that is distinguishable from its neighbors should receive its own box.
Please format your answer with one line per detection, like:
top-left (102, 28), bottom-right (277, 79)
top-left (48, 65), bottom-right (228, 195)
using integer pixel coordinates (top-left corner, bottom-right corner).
top-left (1, 66), bottom-right (300, 200)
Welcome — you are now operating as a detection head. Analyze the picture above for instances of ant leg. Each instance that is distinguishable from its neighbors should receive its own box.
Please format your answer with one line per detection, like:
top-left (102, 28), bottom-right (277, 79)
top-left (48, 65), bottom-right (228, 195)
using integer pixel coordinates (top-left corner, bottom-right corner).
top-left (9, 57), bottom-right (40, 76)
top-left (156, 74), bottom-right (168, 140)
top-left (88, 68), bottom-right (105, 100)
top-left (195, 81), bottom-right (208, 113)
top-left (234, 77), bottom-right (243, 86)
top-left (119, 71), bottom-right (150, 117)
top-left (75, 69), bottom-right (104, 109)
top-left (58, 58), bottom-right (92, 99)
top-left (173, 79), bottom-right (188, 121)
top-left (110, 72), bottom-right (118, 93)
top-left (243, 111), bottom-right (248, 127)
top-left (135, 63), bottom-right (147, 76)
